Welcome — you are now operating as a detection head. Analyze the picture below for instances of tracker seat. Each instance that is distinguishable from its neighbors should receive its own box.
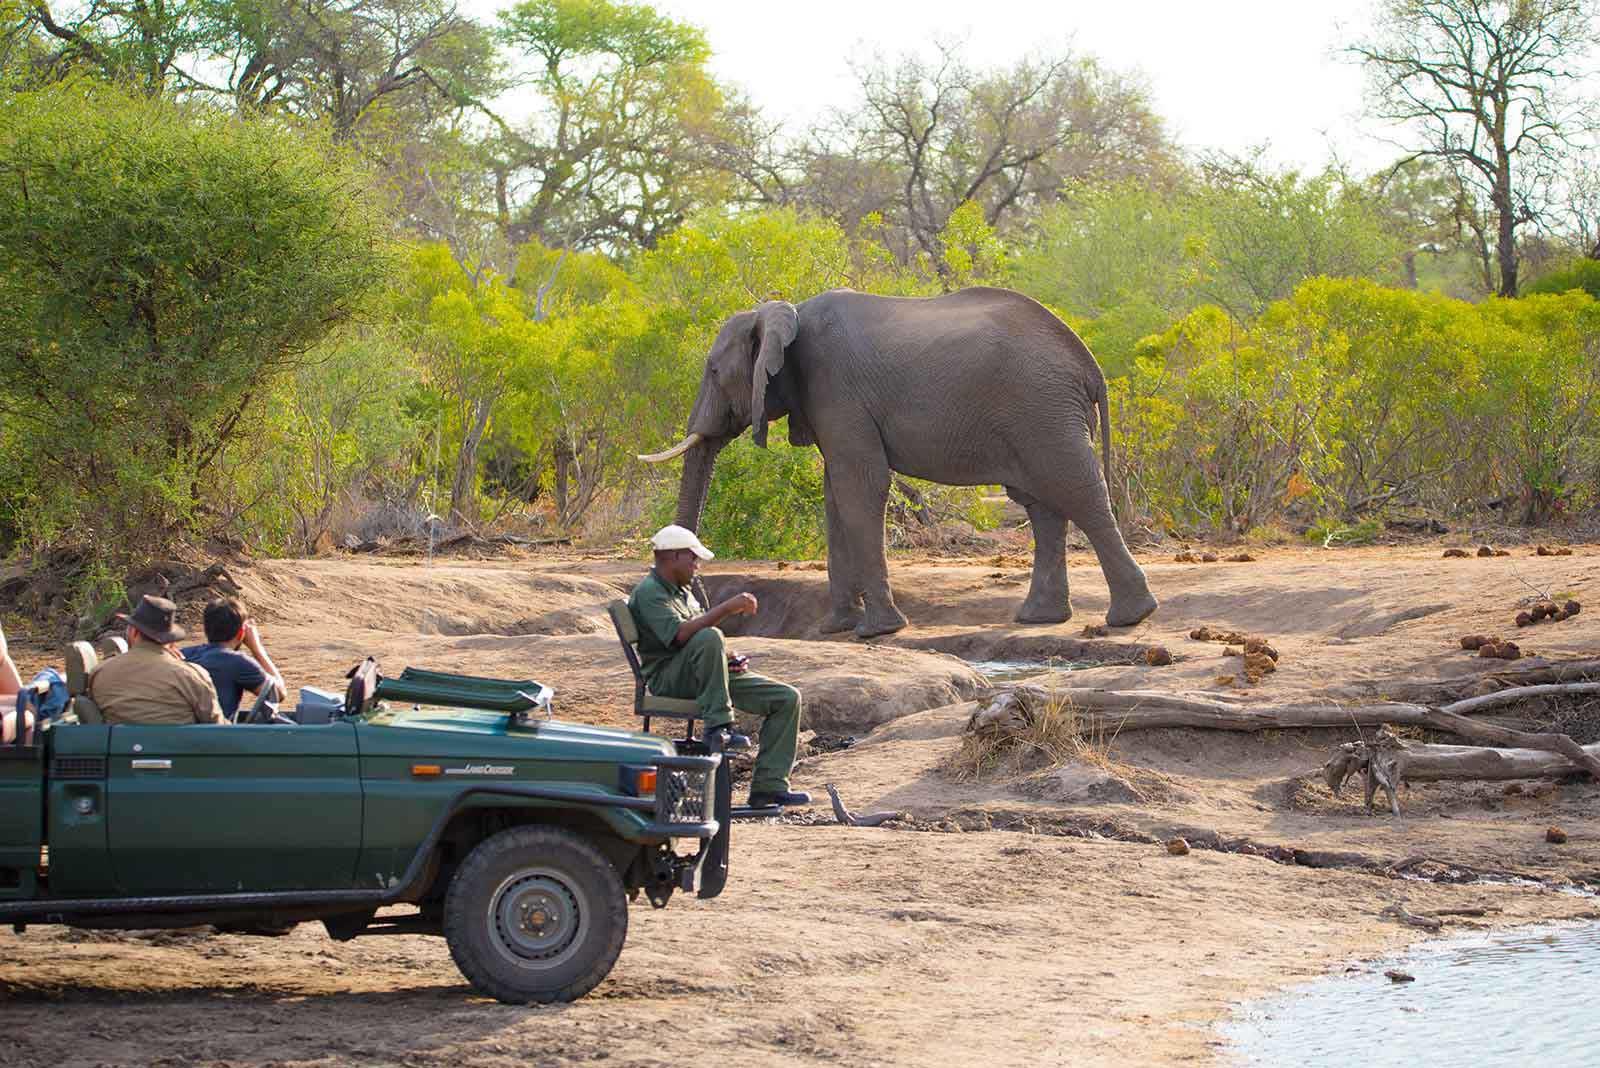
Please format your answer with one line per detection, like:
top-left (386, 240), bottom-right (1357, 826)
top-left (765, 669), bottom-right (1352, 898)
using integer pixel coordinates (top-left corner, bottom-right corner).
top-left (606, 600), bottom-right (700, 736)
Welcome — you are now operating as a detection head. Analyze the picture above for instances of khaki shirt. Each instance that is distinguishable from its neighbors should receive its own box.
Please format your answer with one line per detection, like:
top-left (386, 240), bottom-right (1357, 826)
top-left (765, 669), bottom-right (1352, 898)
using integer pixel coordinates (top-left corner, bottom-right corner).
top-left (627, 569), bottom-right (702, 681)
top-left (88, 641), bottom-right (226, 725)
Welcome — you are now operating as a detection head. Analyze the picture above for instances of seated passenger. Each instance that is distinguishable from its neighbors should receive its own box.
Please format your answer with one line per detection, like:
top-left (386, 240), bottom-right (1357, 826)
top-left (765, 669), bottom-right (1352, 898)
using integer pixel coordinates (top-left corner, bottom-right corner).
top-left (0, 619), bottom-right (35, 744)
top-left (88, 595), bottom-right (224, 724)
top-left (182, 597), bottom-right (285, 720)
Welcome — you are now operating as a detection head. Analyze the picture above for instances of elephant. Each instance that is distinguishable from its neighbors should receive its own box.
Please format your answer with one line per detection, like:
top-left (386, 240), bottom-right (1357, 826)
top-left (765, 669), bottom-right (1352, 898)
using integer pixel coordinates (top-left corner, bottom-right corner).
top-left (638, 286), bottom-right (1158, 638)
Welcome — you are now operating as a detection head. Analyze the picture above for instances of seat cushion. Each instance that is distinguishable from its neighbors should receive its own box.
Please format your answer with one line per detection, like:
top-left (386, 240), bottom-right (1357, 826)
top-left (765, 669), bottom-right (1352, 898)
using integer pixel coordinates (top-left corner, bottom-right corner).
top-left (640, 693), bottom-right (700, 718)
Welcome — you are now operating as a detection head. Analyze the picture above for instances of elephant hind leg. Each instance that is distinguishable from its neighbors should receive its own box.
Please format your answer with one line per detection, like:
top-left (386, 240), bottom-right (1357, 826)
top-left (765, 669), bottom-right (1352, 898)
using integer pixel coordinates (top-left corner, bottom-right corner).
top-left (1008, 487), bottom-right (1070, 624)
top-left (1032, 444), bottom-right (1157, 628)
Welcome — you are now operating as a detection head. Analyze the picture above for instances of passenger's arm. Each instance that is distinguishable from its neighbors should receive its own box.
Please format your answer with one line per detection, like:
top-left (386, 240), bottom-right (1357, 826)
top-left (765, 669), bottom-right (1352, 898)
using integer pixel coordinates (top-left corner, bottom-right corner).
top-left (673, 593), bottom-right (758, 646)
top-left (0, 621), bottom-right (22, 698)
top-left (241, 622), bottom-right (286, 700)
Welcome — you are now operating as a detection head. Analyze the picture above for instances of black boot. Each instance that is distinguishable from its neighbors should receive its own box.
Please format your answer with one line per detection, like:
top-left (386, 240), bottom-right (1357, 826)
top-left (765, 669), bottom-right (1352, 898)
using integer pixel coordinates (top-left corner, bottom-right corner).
top-left (703, 723), bottom-right (751, 752)
top-left (747, 788), bottom-right (812, 808)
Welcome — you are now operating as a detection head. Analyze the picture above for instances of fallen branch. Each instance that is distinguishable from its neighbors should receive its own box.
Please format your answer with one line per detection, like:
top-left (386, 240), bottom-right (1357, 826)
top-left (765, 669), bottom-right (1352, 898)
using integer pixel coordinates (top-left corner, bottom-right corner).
top-left (824, 783), bottom-right (903, 827)
top-left (1380, 902), bottom-right (1444, 931)
top-left (972, 675), bottom-right (1600, 814)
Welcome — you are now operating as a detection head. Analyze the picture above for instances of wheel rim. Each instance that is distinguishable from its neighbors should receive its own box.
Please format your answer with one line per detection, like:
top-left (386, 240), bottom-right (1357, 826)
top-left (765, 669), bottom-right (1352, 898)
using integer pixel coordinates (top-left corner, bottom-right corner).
top-left (487, 868), bottom-right (588, 969)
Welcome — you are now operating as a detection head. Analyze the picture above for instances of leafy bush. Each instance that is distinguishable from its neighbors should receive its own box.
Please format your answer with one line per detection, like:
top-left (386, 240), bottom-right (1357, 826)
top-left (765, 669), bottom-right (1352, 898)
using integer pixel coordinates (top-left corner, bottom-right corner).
top-left (654, 425), bottom-right (827, 560)
top-left (1111, 278), bottom-right (1600, 532)
top-left (1526, 259), bottom-right (1600, 301)
top-left (0, 83), bottom-right (391, 562)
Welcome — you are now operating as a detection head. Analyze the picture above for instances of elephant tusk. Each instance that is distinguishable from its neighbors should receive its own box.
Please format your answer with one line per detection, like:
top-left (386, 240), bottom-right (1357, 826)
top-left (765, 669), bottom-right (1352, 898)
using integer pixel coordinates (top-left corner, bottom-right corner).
top-left (637, 433), bottom-right (704, 463)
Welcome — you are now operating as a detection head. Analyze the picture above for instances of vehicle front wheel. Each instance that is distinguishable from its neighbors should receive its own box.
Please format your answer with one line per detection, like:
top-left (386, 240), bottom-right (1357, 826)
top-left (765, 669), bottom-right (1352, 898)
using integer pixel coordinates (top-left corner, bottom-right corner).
top-left (443, 825), bottom-right (628, 1004)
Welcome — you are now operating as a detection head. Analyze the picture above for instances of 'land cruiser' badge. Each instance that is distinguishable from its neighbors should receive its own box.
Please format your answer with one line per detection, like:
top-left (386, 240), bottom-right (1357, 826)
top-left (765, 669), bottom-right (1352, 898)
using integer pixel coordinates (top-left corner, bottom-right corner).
top-left (444, 764), bottom-right (515, 776)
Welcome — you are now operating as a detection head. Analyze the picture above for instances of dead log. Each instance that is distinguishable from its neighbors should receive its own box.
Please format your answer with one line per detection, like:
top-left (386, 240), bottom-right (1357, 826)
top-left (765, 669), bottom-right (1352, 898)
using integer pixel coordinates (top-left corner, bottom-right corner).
top-left (979, 685), bottom-right (1433, 733)
top-left (1382, 659), bottom-right (1600, 703)
top-left (1380, 903), bottom-right (1444, 931)
top-left (975, 678), bottom-right (1600, 814)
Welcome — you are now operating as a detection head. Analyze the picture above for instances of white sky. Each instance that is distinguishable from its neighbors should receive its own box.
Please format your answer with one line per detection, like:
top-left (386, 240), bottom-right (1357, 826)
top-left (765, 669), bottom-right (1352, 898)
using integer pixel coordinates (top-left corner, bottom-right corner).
top-left (475, 0), bottom-right (1400, 173)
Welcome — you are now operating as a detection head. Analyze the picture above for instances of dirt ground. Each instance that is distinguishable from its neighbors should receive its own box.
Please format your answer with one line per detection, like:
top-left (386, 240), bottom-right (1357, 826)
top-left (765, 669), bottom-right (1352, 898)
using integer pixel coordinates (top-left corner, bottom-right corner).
top-left (4, 541), bottom-right (1600, 1066)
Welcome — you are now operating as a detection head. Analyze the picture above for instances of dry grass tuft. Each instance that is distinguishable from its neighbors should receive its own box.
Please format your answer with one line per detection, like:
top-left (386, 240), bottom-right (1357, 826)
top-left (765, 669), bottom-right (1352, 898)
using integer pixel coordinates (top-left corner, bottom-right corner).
top-left (944, 685), bottom-right (1122, 784)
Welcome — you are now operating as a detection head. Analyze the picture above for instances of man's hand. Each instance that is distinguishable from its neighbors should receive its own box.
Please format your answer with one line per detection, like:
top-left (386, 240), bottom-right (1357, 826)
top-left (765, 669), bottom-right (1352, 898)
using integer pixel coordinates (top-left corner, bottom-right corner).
top-left (242, 621), bottom-right (265, 653)
top-left (719, 592), bottom-right (759, 617)
top-left (675, 591), bottom-right (758, 646)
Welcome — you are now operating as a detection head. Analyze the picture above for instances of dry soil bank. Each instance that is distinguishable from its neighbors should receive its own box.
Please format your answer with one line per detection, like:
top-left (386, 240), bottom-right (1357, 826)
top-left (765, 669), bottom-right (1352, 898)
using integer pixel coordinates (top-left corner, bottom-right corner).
top-left (3, 543), bottom-right (1598, 1066)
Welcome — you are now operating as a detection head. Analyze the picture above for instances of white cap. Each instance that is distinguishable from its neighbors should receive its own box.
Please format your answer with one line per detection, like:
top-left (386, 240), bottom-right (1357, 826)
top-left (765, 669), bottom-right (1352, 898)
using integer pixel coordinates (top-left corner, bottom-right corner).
top-left (650, 524), bottom-right (714, 560)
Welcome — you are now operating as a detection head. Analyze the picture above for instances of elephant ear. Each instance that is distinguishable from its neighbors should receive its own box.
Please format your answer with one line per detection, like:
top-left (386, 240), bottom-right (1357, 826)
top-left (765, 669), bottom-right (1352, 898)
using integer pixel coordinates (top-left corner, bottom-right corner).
top-left (749, 300), bottom-right (799, 448)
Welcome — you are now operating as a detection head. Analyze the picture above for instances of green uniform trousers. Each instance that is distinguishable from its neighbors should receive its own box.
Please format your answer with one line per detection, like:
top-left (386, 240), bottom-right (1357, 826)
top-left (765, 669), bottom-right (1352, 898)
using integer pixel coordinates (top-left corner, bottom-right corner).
top-left (644, 627), bottom-right (801, 794)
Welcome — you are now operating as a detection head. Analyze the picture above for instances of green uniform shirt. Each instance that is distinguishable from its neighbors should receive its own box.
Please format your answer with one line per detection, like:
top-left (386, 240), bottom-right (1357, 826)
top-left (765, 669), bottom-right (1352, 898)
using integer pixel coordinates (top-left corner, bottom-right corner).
top-left (627, 569), bottom-right (703, 678)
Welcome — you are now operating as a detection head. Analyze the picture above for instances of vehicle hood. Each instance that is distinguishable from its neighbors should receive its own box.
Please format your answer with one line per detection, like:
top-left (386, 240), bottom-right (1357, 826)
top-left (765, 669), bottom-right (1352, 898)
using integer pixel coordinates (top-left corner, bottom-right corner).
top-left (359, 706), bottom-right (675, 765)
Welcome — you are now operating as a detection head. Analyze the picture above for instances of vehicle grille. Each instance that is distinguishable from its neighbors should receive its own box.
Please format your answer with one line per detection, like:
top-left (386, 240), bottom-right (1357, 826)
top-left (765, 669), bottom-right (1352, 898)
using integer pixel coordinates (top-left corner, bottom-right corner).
top-left (655, 767), bottom-right (709, 825)
top-left (51, 756), bottom-right (107, 779)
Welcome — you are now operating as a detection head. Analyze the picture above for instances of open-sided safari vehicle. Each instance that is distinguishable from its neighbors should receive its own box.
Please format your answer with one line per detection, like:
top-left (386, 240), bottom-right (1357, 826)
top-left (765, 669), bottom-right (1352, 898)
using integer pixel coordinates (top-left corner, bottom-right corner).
top-left (0, 650), bottom-right (734, 1004)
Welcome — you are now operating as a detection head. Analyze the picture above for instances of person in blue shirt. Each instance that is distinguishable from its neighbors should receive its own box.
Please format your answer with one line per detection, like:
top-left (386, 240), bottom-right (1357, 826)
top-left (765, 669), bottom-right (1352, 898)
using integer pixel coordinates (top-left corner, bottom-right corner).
top-left (182, 597), bottom-right (286, 719)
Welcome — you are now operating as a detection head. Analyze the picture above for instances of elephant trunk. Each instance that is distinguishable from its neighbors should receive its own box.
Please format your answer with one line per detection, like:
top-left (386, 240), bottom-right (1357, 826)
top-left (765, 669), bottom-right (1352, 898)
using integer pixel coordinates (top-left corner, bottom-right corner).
top-left (673, 438), bottom-right (725, 532)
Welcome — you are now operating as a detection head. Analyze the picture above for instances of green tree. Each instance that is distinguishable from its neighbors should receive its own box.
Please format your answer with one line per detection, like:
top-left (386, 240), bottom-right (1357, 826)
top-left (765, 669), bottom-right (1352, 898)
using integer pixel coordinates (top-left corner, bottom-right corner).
top-left (1349, 0), bottom-right (1600, 296)
top-left (781, 41), bottom-right (1173, 281)
top-left (487, 0), bottom-right (741, 251)
top-left (0, 83), bottom-right (391, 557)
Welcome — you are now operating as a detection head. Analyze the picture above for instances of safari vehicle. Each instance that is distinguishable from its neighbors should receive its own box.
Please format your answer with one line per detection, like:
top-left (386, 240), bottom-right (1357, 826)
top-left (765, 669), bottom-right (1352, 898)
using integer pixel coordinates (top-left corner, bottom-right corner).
top-left (0, 651), bottom-right (735, 1004)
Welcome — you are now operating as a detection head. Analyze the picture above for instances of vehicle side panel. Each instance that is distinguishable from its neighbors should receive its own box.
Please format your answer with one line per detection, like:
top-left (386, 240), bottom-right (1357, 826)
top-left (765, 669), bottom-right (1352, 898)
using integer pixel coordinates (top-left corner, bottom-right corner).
top-left (353, 724), bottom-right (656, 888)
top-left (105, 723), bottom-right (362, 893)
top-left (44, 724), bottom-right (114, 896)
top-left (0, 744), bottom-right (44, 899)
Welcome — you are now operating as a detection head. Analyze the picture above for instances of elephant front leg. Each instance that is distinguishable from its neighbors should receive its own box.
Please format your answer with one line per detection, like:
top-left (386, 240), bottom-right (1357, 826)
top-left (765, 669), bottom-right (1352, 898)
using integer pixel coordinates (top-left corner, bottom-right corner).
top-left (819, 465), bottom-right (865, 634)
top-left (831, 454), bottom-right (907, 638)
top-left (1011, 492), bottom-right (1071, 624)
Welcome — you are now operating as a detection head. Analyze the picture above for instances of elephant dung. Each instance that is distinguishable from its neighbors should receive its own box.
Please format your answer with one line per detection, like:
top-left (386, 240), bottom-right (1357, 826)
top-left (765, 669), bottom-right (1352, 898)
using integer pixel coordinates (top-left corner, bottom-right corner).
top-left (1242, 651), bottom-right (1277, 678)
top-left (1459, 633), bottom-right (1494, 649)
top-left (1143, 646), bottom-right (1173, 666)
top-left (1443, 548), bottom-right (1472, 558)
top-left (1165, 837), bottom-right (1190, 856)
top-left (1535, 544), bottom-right (1575, 556)
top-left (1476, 544), bottom-right (1496, 557)
top-left (1225, 552), bottom-right (1257, 563)
top-left (1242, 637), bottom-right (1278, 661)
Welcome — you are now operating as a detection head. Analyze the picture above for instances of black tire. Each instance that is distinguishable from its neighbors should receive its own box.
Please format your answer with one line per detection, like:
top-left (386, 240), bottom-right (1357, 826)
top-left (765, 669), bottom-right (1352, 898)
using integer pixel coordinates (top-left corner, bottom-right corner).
top-left (443, 825), bottom-right (628, 1004)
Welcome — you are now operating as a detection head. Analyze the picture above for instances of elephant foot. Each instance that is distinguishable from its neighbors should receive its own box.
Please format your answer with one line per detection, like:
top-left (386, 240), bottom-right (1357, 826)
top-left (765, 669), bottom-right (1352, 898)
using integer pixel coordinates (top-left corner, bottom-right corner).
top-left (1014, 599), bottom-right (1072, 625)
top-left (854, 606), bottom-right (908, 639)
top-left (1106, 590), bottom-right (1159, 628)
top-left (820, 609), bottom-right (864, 634)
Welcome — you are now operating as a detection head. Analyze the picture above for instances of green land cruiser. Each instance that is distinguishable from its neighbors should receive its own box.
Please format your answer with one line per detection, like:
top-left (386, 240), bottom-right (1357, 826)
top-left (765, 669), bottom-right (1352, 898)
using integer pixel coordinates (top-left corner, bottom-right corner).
top-left (0, 656), bottom-right (734, 1004)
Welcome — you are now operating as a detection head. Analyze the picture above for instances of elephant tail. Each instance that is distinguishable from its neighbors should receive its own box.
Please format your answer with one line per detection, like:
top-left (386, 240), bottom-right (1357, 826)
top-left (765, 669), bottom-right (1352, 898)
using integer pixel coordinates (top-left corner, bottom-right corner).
top-left (1097, 388), bottom-right (1114, 512)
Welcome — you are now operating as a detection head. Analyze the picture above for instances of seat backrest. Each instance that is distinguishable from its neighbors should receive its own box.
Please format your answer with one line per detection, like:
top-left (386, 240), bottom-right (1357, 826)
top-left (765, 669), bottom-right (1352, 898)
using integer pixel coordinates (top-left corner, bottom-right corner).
top-left (606, 600), bottom-right (648, 688)
top-left (71, 695), bottom-right (105, 725)
top-left (607, 600), bottom-right (638, 646)
top-left (343, 656), bottom-right (381, 717)
top-left (66, 641), bottom-right (98, 697)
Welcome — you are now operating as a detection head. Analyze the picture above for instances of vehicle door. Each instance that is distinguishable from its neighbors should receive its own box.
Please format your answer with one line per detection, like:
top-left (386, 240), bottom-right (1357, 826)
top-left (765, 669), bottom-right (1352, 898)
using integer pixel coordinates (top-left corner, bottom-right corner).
top-left (105, 722), bottom-right (362, 894)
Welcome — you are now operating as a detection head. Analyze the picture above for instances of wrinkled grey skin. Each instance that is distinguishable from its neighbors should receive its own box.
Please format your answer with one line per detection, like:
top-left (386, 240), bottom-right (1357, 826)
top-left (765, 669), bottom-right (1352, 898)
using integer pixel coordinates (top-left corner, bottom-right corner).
top-left (663, 287), bottom-right (1158, 638)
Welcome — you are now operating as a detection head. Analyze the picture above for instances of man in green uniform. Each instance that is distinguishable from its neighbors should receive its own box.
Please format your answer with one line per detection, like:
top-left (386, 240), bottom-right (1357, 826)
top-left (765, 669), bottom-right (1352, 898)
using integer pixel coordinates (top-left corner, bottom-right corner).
top-left (628, 525), bottom-right (809, 809)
